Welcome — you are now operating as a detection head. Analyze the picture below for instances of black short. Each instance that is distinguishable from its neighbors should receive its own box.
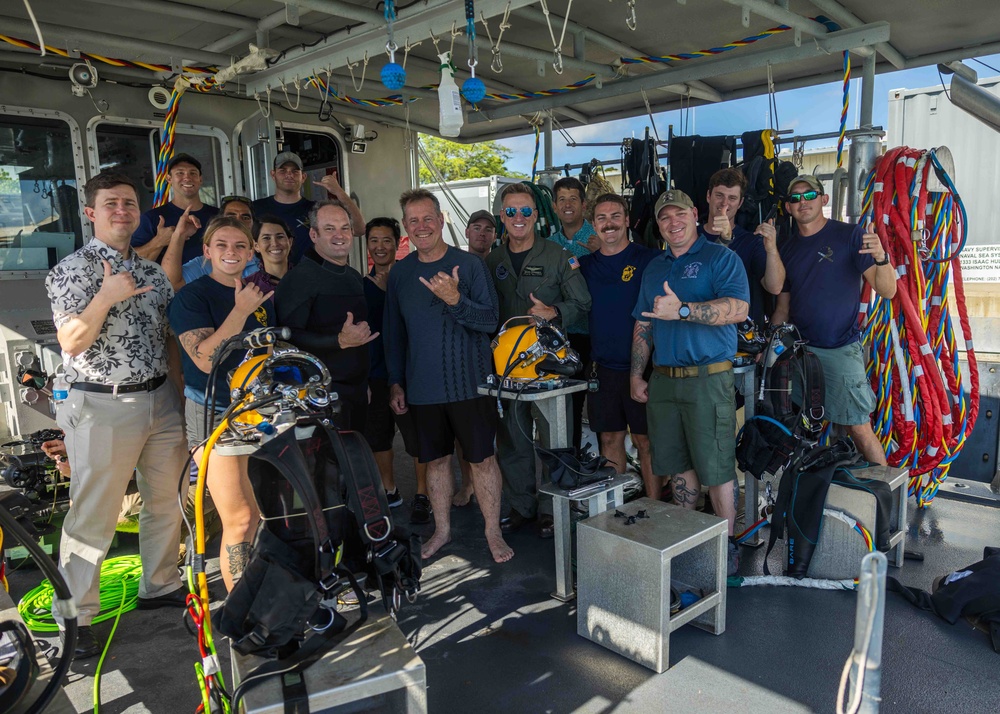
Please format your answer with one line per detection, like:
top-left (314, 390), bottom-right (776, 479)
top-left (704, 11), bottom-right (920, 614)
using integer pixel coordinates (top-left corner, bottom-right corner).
top-left (408, 397), bottom-right (497, 464)
top-left (363, 379), bottom-right (419, 456)
top-left (587, 364), bottom-right (648, 435)
top-left (332, 381), bottom-right (368, 432)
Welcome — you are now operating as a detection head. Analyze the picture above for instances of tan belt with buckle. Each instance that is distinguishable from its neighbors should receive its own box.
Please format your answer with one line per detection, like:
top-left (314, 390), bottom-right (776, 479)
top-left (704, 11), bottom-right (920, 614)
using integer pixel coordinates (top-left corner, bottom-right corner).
top-left (653, 361), bottom-right (732, 379)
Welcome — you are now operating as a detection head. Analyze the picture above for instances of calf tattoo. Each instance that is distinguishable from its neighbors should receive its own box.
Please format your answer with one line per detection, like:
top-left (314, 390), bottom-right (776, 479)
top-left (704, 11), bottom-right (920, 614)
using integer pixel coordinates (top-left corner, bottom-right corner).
top-left (672, 473), bottom-right (699, 508)
top-left (226, 541), bottom-right (251, 577)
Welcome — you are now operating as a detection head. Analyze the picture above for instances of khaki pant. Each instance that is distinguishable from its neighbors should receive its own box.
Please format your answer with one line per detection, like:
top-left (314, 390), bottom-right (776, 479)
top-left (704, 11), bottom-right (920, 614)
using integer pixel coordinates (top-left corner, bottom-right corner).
top-left (56, 380), bottom-right (188, 625)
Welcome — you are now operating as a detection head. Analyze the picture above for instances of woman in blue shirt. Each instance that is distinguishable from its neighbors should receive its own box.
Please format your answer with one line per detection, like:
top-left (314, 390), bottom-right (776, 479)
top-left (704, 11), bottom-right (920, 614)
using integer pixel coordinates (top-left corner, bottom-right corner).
top-left (168, 216), bottom-right (274, 591)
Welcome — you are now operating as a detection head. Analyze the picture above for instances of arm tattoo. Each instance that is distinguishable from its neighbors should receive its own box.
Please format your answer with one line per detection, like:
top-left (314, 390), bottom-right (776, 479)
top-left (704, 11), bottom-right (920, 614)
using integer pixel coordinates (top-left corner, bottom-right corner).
top-left (631, 321), bottom-right (652, 377)
top-left (688, 298), bottom-right (748, 326)
top-left (226, 541), bottom-right (252, 580)
top-left (671, 473), bottom-right (699, 508)
top-left (179, 327), bottom-right (214, 360)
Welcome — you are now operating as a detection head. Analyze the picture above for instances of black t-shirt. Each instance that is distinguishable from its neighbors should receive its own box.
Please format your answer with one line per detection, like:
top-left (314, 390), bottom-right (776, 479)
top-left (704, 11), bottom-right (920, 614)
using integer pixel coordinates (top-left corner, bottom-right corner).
top-left (275, 250), bottom-right (370, 387)
top-left (168, 275), bottom-right (275, 405)
top-left (508, 247), bottom-right (529, 277)
top-left (364, 269), bottom-right (388, 381)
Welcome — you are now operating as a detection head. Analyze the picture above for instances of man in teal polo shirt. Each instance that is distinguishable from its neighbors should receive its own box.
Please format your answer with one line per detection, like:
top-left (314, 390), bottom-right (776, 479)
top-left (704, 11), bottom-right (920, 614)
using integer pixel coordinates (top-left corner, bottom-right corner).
top-left (630, 189), bottom-right (749, 575)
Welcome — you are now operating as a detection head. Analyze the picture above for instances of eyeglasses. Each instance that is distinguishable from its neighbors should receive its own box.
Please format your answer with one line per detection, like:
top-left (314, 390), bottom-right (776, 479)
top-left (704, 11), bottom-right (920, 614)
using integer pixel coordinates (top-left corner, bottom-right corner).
top-left (787, 190), bottom-right (821, 203)
top-left (503, 206), bottom-right (534, 218)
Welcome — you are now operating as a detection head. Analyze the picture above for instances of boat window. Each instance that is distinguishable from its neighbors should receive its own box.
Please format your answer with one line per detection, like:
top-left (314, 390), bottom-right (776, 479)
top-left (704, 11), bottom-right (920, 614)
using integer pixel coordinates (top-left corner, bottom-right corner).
top-left (93, 123), bottom-right (225, 212)
top-left (279, 127), bottom-right (343, 200)
top-left (0, 114), bottom-right (81, 271)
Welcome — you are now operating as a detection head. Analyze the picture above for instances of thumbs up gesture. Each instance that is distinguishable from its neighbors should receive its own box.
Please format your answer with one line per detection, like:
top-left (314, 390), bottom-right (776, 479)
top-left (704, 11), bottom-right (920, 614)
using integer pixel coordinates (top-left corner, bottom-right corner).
top-left (859, 223), bottom-right (887, 264)
top-left (337, 311), bottom-right (379, 349)
top-left (527, 292), bottom-right (557, 322)
top-left (641, 280), bottom-right (683, 321)
top-left (418, 264), bottom-right (461, 306)
top-left (97, 259), bottom-right (154, 304)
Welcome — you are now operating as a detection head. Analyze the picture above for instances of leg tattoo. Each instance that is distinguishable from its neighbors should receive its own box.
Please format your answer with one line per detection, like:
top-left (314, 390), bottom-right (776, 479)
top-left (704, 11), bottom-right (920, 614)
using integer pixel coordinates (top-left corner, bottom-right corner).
top-left (672, 474), bottom-right (699, 508)
top-left (226, 541), bottom-right (252, 579)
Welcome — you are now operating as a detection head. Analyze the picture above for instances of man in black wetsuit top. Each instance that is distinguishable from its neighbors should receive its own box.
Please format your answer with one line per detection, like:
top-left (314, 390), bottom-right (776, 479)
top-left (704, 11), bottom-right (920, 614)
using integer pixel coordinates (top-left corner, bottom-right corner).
top-left (275, 199), bottom-right (376, 430)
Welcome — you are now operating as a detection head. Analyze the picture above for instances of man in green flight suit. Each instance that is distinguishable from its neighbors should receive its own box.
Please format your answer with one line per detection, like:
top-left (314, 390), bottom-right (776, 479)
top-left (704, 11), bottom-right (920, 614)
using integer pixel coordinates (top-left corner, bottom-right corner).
top-left (487, 183), bottom-right (592, 538)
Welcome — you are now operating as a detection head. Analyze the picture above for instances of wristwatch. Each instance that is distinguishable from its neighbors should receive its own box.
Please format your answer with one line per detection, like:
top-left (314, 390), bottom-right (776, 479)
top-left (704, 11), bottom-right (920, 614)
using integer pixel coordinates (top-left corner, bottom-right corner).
top-left (678, 303), bottom-right (692, 320)
top-left (874, 255), bottom-right (890, 266)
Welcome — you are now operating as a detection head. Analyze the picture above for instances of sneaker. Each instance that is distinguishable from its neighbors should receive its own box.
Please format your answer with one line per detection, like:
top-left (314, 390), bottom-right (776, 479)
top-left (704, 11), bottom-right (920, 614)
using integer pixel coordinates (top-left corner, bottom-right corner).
top-left (410, 494), bottom-right (432, 525)
top-left (727, 540), bottom-right (741, 577)
top-left (385, 488), bottom-right (403, 508)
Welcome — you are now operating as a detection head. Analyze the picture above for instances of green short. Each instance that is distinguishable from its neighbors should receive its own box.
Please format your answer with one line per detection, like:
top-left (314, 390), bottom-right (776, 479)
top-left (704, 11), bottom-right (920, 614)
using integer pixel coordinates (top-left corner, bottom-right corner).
top-left (808, 341), bottom-right (876, 426)
top-left (646, 369), bottom-right (736, 486)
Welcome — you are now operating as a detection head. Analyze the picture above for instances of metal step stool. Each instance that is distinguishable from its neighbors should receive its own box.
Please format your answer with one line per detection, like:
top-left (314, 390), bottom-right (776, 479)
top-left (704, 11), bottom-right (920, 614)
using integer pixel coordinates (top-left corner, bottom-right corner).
top-left (231, 614), bottom-right (426, 713)
top-left (576, 497), bottom-right (728, 673)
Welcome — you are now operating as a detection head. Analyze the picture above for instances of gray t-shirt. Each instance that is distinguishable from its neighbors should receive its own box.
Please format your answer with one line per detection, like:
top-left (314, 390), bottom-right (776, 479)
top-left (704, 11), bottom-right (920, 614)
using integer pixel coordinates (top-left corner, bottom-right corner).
top-left (385, 246), bottom-right (499, 405)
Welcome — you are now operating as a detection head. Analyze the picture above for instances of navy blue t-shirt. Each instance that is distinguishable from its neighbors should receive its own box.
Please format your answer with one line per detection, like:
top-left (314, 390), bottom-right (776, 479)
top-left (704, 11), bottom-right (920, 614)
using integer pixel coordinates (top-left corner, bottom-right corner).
top-left (632, 236), bottom-right (750, 367)
top-left (702, 224), bottom-right (769, 324)
top-left (364, 270), bottom-right (389, 381)
top-left (579, 242), bottom-right (659, 371)
top-left (251, 196), bottom-right (315, 263)
top-left (132, 202), bottom-right (219, 263)
top-left (385, 247), bottom-right (498, 405)
top-left (168, 275), bottom-right (275, 406)
top-left (779, 219), bottom-right (874, 348)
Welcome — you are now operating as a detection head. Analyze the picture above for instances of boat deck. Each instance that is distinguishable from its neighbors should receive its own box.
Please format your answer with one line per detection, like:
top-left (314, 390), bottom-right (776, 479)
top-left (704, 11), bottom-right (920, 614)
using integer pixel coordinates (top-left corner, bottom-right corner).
top-left (6, 443), bottom-right (1000, 714)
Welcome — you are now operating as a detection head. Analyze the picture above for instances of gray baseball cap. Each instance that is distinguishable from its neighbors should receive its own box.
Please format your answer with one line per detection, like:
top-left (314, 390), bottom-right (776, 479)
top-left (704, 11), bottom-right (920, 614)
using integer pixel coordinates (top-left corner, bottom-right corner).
top-left (273, 151), bottom-right (303, 170)
top-left (467, 210), bottom-right (495, 227)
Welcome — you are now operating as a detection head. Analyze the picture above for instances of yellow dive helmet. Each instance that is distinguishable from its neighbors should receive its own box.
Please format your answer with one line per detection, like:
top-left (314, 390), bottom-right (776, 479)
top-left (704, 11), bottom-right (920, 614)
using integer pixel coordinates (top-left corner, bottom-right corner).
top-left (227, 347), bottom-right (333, 434)
top-left (492, 317), bottom-right (581, 382)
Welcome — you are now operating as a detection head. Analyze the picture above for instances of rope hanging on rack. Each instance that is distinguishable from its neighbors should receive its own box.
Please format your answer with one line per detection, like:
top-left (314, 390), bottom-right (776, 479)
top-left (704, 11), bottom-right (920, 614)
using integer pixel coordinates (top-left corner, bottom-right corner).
top-left (859, 147), bottom-right (979, 508)
top-left (151, 78), bottom-right (189, 208)
top-left (837, 52), bottom-right (851, 168)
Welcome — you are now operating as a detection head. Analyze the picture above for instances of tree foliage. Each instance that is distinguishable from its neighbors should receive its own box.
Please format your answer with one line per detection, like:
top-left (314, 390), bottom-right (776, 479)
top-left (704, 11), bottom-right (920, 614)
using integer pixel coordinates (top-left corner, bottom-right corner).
top-left (418, 135), bottom-right (527, 184)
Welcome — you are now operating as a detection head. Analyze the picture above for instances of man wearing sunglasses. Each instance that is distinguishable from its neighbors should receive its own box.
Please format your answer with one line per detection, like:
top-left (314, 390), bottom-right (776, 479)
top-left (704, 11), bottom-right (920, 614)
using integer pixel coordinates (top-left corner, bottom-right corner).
top-left (487, 183), bottom-right (592, 538)
top-left (700, 168), bottom-right (785, 325)
top-left (772, 175), bottom-right (896, 466)
top-left (631, 189), bottom-right (750, 576)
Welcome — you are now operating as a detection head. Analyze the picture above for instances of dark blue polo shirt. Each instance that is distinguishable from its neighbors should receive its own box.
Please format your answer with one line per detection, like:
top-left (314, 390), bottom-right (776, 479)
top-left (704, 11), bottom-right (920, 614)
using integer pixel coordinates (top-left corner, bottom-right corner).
top-left (632, 235), bottom-right (749, 367)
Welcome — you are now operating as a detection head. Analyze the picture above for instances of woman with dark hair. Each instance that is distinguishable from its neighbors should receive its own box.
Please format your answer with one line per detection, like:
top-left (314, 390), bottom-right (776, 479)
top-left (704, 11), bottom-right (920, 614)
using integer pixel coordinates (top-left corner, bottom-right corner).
top-left (168, 215), bottom-right (274, 591)
top-left (246, 214), bottom-right (293, 293)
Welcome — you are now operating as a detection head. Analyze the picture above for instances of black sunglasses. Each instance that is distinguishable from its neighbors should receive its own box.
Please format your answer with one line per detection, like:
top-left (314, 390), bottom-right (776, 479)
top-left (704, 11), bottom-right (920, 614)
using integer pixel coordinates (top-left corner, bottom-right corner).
top-left (787, 190), bottom-right (821, 203)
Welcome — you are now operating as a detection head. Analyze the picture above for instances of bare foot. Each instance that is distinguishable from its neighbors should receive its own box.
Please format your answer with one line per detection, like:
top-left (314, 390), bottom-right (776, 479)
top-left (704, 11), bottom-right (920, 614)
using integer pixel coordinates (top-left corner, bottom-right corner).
top-left (421, 530), bottom-right (451, 560)
top-left (486, 530), bottom-right (514, 563)
top-left (452, 486), bottom-right (475, 508)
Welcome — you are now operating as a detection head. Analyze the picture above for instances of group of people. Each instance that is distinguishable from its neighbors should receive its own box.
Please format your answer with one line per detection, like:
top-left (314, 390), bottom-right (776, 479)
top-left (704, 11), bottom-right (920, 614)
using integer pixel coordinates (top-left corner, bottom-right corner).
top-left (44, 151), bottom-right (895, 660)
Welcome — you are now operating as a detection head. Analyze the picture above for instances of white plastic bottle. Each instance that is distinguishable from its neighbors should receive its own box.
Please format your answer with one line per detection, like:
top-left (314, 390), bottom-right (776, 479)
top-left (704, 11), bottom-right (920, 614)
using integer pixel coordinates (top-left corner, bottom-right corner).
top-left (437, 52), bottom-right (463, 138)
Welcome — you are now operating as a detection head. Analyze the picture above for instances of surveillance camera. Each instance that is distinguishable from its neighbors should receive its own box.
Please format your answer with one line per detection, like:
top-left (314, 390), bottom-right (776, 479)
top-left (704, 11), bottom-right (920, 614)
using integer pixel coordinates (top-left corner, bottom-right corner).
top-left (69, 62), bottom-right (98, 90)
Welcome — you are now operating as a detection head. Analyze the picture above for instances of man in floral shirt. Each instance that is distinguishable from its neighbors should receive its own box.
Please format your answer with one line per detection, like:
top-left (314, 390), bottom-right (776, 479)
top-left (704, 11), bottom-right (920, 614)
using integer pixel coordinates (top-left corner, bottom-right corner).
top-left (46, 172), bottom-right (189, 659)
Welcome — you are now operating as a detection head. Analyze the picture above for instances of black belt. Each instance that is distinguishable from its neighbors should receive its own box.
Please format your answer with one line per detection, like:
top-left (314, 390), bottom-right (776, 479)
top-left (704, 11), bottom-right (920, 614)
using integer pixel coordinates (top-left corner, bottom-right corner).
top-left (71, 374), bottom-right (167, 395)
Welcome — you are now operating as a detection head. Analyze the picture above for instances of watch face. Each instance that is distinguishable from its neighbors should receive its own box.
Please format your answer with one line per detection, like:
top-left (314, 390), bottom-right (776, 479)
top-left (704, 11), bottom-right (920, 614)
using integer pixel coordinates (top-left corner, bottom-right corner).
top-left (679, 304), bottom-right (691, 319)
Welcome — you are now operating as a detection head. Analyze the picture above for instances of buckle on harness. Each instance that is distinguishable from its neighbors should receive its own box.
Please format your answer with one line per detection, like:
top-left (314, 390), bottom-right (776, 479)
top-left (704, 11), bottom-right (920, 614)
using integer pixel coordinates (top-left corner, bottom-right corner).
top-left (363, 516), bottom-right (391, 543)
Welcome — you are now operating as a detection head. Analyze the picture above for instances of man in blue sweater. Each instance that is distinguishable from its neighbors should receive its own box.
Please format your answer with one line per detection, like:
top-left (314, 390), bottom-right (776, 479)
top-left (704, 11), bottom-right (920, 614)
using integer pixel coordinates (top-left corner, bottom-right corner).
top-left (386, 189), bottom-right (512, 564)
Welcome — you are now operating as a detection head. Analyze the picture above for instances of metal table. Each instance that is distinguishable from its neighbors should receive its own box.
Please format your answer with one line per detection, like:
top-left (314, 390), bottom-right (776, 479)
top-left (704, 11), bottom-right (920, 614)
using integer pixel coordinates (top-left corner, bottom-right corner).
top-left (539, 474), bottom-right (633, 602)
top-left (232, 614), bottom-right (427, 713)
top-left (479, 379), bottom-right (590, 601)
top-left (733, 364), bottom-right (764, 546)
top-left (477, 379), bottom-right (587, 452)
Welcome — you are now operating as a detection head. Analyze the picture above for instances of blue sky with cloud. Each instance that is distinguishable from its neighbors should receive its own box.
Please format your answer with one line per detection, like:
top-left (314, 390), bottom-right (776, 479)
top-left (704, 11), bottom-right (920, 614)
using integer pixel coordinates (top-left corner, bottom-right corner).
top-left (499, 55), bottom-right (1000, 176)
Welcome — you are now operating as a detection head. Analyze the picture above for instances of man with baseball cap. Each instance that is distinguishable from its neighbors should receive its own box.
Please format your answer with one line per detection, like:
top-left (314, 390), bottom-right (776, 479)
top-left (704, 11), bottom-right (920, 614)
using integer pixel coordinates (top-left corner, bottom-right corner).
top-left (466, 210), bottom-right (496, 258)
top-left (252, 151), bottom-right (364, 262)
top-left (631, 189), bottom-right (750, 575)
top-left (772, 175), bottom-right (897, 466)
top-left (132, 153), bottom-right (218, 263)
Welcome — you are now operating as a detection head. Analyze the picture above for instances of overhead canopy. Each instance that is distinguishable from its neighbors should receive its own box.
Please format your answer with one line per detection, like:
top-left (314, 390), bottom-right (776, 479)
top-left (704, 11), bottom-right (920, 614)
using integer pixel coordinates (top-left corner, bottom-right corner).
top-left (2, 0), bottom-right (999, 141)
